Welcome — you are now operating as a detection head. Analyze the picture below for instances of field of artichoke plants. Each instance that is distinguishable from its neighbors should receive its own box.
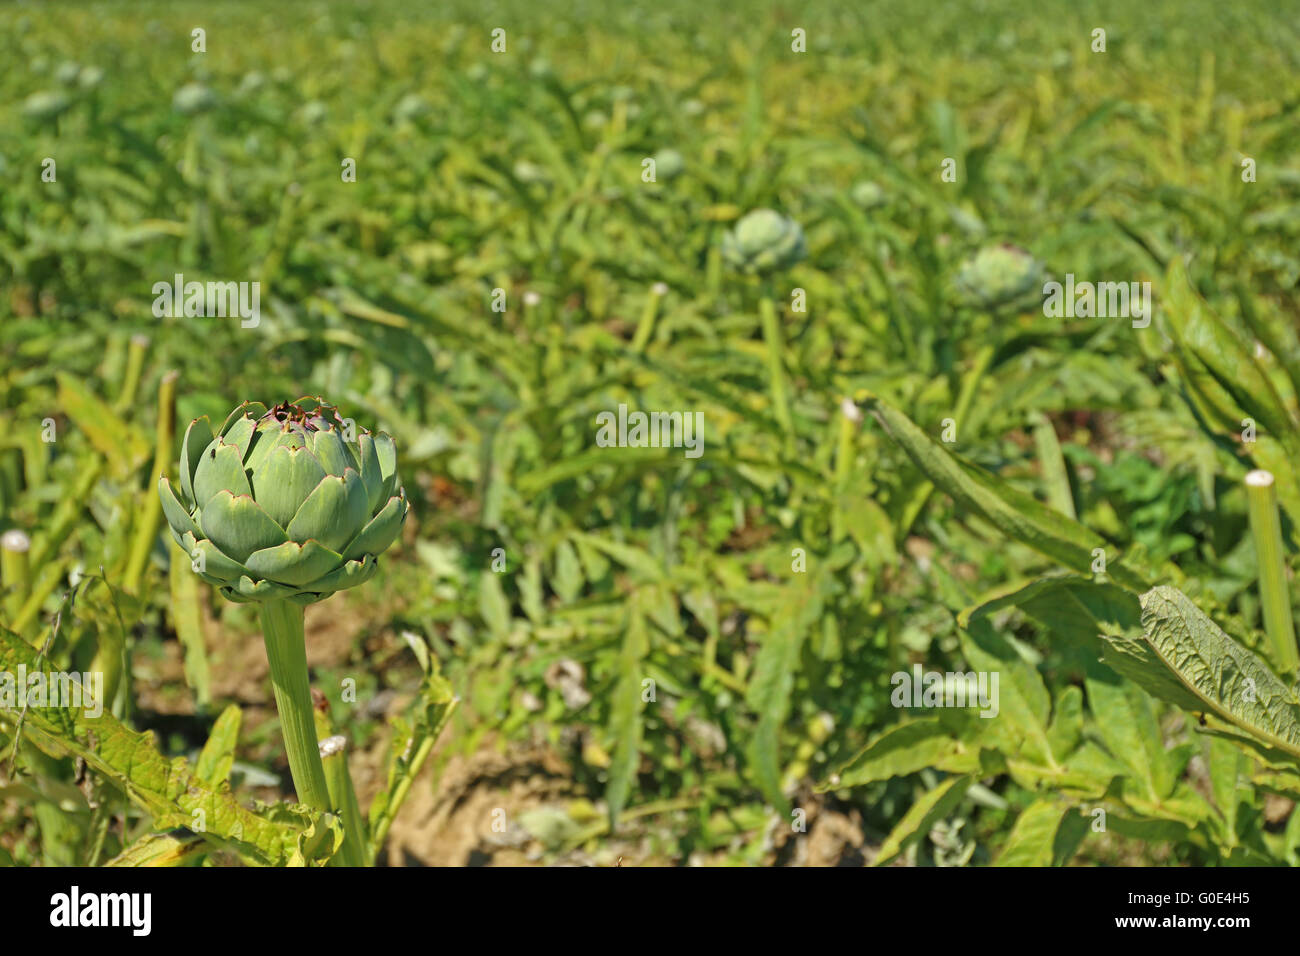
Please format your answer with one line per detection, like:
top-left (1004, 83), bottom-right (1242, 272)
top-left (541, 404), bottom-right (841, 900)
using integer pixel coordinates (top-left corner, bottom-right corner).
top-left (2, 0), bottom-right (1300, 872)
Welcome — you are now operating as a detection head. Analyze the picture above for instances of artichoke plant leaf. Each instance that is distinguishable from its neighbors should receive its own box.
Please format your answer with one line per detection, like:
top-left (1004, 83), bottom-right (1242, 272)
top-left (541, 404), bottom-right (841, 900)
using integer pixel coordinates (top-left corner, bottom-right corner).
top-left (0, 629), bottom-right (322, 866)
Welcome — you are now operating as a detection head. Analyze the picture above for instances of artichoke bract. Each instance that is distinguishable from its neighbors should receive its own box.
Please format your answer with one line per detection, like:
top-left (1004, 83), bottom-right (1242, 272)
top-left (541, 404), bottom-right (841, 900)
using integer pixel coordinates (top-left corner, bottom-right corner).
top-left (159, 399), bottom-right (408, 606)
top-left (721, 208), bottom-right (807, 275)
top-left (953, 243), bottom-right (1045, 310)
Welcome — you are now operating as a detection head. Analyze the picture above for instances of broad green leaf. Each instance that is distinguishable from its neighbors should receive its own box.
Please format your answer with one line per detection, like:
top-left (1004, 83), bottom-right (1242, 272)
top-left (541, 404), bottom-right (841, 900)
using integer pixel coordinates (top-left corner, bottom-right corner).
top-left (963, 575), bottom-right (1206, 713)
top-left (1045, 685), bottom-right (1083, 758)
top-left (994, 800), bottom-right (1069, 866)
top-left (569, 532), bottom-right (665, 582)
top-left (1140, 586), bottom-right (1300, 762)
top-left (194, 704), bottom-right (241, 787)
top-left (0, 629), bottom-right (324, 866)
top-left (863, 393), bottom-right (1158, 592)
top-left (1207, 734), bottom-right (1246, 846)
top-left (1085, 672), bottom-right (1175, 802)
top-left (1051, 807), bottom-right (1091, 866)
top-left (106, 831), bottom-right (206, 867)
top-left (746, 568), bottom-right (833, 812)
top-left (552, 539), bottom-right (584, 604)
top-left (518, 446), bottom-right (680, 497)
top-left (960, 619), bottom-right (1056, 772)
top-left (873, 774), bottom-right (972, 866)
top-left (1163, 258), bottom-right (1300, 462)
top-left (822, 717), bottom-right (980, 790)
top-left (477, 571), bottom-right (511, 640)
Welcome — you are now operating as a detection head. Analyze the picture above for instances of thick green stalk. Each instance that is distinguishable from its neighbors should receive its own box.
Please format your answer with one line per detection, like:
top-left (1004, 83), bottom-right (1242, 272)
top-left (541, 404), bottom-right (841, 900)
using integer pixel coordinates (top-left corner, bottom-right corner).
top-left (260, 599), bottom-right (332, 811)
top-left (319, 735), bottom-right (367, 867)
top-left (630, 283), bottom-right (666, 354)
top-left (758, 292), bottom-right (794, 450)
top-left (1, 530), bottom-right (31, 621)
top-left (113, 334), bottom-right (151, 414)
top-left (830, 400), bottom-right (860, 543)
top-left (1245, 470), bottom-right (1299, 676)
top-left (123, 371), bottom-right (178, 593)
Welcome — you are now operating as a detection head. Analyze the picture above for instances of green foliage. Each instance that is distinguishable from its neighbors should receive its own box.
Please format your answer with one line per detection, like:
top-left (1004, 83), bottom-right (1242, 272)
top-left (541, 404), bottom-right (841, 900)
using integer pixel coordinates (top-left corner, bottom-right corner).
top-left (3, 0), bottom-right (1299, 866)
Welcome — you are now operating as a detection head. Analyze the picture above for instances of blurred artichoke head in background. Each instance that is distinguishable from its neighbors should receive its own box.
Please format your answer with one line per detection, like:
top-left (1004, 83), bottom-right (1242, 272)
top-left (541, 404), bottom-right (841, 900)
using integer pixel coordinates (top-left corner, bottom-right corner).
top-left (722, 208), bottom-right (807, 275)
top-left (159, 399), bottom-right (408, 606)
top-left (22, 90), bottom-right (72, 121)
top-left (652, 148), bottom-right (685, 180)
top-left (172, 82), bottom-right (217, 115)
top-left (953, 243), bottom-right (1046, 310)
top-left (849, 180), bottom-right (886, 210)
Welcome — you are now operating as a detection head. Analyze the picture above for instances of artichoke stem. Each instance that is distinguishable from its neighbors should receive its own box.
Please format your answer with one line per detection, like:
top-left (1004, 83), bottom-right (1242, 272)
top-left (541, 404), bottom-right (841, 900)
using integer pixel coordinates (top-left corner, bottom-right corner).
top-left (113, 334), bottom-right (150, 414)
top-left (123, 371), bottom-right (178, 594)
top-left (1, 530), bottom-right (31, 616)
top-left (320, 735), bottom-right (368, 867)
top-left (630, 285), bottom-right (664, 354)
top-left (1245, 471), bottom-right (1299, 677)
top-left (260, 600), bottom-right (332, 812)
top-left (758, 293), bottom-right (794, 451)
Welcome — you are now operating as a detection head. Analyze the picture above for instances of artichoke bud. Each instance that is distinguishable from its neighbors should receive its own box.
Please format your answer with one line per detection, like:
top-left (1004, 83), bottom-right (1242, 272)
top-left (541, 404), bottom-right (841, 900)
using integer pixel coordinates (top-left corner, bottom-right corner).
top-left (172, 82), bottom-right (217, 115)
top-left (158, 398), bottom-right (408, 606)
top-left (652, 148), bottom-right (685, 181)
top-left (953, 243), bottom-right (1046, 311)
top-left (849, 180), bottom-right (886, 210)
top-left (721, 208), bottom-right (808, 275)
top-left (22, 90), bottom-right (72, 121)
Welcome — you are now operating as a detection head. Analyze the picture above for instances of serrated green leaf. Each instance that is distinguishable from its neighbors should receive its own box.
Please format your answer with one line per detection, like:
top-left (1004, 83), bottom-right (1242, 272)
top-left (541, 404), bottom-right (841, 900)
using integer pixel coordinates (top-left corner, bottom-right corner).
top-left (106, 831), bottom-right (206, 867)
top-left (994, 799), bottom-right (1069, 866)
top-left (822, 717), bottom-right (980, 790)
top-left (1140, 586), bottom-right (1300, 761)
top-left (746, 569), bottom-right (832, 812)
top-left (964, 575), bottom-right (1207, 713)
top-left (864, 394), bottom-right (1158, 591)
top-left (0, 629), bottom-right (319, 866)
top-left (873, 774), bottom-right (972, 866)
top-left (194, 704), bottom-right (241, 787)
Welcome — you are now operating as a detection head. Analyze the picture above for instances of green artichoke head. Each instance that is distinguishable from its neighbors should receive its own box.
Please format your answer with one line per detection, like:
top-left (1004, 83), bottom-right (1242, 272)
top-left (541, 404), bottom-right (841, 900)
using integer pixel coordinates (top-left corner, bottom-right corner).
top-left (653, 148), bottom-right (685, 180)
top-left (953, 243), bottom-right (1045, 311)
top-left (22, 90), bottom-right (72, 121)
top-left (722, 208), bottom-right (807, 275)
top-left (849, 180), bottom-right (886, 210)
top-left (172, 82), bottom-right (217, 115)
top-left (159, 398), bottom-right (408, 606)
